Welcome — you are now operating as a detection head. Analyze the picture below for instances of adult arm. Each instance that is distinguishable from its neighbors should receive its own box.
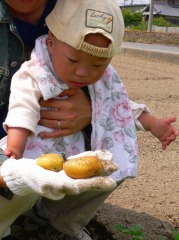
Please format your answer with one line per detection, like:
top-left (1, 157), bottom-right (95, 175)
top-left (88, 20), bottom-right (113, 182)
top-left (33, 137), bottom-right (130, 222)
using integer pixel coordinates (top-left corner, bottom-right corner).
top-left (39, 96), bottom-right (147, 138)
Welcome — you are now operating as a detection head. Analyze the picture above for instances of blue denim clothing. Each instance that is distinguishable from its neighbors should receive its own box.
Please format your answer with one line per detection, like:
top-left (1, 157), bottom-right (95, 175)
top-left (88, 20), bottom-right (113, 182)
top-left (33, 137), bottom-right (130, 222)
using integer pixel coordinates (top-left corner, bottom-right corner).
top-left (0, 0), bottom-right (56, 138)
top-left (0, 0), bottom-right (24, 138)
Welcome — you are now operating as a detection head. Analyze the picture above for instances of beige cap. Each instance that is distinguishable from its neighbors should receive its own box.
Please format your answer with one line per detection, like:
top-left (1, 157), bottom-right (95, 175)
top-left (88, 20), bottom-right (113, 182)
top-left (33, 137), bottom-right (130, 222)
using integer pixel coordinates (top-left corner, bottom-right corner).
top-left (46, 0), bottom-right (124, 58)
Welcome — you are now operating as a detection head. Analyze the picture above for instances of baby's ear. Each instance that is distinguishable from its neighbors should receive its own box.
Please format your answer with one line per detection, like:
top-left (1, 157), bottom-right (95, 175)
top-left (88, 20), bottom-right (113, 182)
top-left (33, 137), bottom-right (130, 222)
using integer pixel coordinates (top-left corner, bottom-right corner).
top-left (47, 31), bottom-right (54, 51)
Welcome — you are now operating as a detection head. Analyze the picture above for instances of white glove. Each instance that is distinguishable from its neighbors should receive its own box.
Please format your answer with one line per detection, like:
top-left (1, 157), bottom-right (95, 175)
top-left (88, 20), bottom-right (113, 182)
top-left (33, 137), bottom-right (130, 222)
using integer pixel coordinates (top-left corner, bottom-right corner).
top-left (1, 158), bottom-right (117, 200)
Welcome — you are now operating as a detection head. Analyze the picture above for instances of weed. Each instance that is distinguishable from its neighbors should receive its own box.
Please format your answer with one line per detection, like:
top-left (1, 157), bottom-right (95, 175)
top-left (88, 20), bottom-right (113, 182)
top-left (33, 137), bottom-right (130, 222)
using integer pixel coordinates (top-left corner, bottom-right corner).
top-left (172, 229), bottom-right (179, 240)
top-left (113, 224), bottom-right (146, 240)
top-left (113, 223), bottom-right (179, 240)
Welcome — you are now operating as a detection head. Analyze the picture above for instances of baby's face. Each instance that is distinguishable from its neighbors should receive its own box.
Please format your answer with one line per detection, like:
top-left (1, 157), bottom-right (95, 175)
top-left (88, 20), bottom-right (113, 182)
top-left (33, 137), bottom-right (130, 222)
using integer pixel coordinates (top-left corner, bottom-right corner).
top-left (47, 33), bottom-right (112, 89)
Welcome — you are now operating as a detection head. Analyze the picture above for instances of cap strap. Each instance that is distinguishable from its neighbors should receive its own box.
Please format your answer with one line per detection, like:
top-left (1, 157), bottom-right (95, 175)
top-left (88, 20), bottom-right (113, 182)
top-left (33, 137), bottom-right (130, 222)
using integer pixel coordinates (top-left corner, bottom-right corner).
top-left (80, 41), bottom-right (113, 58)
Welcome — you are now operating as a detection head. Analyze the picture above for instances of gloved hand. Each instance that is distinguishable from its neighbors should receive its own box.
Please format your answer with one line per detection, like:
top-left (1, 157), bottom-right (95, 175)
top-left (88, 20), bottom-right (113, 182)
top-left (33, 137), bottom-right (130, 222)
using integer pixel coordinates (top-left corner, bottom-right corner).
top-left (0, 152), bottom-right (117, 200)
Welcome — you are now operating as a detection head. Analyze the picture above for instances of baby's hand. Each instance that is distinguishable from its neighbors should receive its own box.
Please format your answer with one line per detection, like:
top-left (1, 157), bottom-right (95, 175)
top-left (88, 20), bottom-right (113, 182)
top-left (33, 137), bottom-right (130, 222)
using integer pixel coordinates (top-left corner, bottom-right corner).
top-left (150, 116), bottom-right (179, 150)
top-left (4, 147), bottom-right (18, 159)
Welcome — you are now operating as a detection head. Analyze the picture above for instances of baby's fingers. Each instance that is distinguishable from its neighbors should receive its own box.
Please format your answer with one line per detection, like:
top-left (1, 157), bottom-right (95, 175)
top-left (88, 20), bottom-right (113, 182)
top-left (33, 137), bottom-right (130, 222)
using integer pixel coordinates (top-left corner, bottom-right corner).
top-left (172, 126), bottom-right (179, 136)
top-left (161, 133), bottom-right (177, 150)
top-left (165, 116), bottom-right (177, 125)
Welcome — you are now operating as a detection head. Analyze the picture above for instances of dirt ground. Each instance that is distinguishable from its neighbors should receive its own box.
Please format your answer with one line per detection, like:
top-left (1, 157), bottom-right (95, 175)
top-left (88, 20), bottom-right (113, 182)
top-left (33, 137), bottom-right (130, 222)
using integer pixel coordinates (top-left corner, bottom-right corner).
top-left (95, 54), bottom-right (179, 240)
top-left (10, 54), bottom-right (179, 240)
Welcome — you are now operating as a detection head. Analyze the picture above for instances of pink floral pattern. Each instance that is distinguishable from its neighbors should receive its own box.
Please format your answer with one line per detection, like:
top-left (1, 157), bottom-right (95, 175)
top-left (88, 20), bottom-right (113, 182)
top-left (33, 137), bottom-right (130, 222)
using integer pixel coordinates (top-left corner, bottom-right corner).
top-left (111, 101), bottom-right (133, 128)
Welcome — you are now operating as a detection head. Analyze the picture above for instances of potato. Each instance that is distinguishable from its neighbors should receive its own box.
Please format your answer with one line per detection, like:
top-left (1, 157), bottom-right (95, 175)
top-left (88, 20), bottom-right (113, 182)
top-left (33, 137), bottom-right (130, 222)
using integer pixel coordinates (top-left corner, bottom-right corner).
top-left (63, 156), bottom-right (103, 178)
top-left (36, 151), bottom-right (117, 179)
top-left (36, 153), bottom-right (64, 172)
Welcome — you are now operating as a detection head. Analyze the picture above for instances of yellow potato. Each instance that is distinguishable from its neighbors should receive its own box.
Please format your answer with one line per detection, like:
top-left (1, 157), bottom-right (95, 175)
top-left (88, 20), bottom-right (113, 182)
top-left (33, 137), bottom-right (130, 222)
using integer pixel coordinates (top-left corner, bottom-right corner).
top-left (36, 153), bottom-right (64, 172)
top-left (63, 156), bottom-right (103, 179)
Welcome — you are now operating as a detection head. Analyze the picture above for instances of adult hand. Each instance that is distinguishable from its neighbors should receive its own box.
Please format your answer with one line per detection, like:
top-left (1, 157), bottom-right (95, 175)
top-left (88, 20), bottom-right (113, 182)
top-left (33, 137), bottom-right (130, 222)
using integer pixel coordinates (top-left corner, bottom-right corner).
top-left (1, 156), bottom-right (117, 200)
top-left (38, 88), bottom-right (91, 138)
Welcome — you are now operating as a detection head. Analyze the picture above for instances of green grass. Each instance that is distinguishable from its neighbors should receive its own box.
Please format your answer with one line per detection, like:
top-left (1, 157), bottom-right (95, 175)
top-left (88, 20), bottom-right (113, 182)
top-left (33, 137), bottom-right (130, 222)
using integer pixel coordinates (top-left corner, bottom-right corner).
top-left (113, 223), bottom-right (179, 240)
